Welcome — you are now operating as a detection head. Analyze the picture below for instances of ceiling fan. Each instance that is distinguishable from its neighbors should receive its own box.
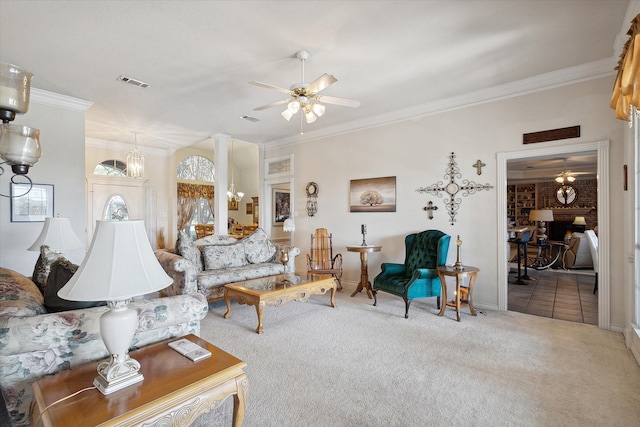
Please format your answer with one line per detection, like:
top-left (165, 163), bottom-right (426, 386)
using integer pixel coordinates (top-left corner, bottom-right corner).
top-left (249, 50), bottom-right (360, 126)
top-left (554, 158), bottom-right (591, 184)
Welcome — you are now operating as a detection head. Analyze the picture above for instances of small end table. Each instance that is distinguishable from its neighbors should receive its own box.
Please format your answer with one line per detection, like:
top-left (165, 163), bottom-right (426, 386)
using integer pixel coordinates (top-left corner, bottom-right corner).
top-left (437, 265), bottom-right (479, 321)
top-left (346, 245), bottom-right (381, 298)
top-left (30, 335), bottom-right (248, 427)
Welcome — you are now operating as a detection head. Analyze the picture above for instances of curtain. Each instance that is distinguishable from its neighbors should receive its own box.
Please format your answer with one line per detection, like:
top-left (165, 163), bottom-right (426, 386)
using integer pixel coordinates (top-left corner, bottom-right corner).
top-left (176, 183), bottom-right (214, 231)
top-left (611, 14), bottom-right (640, 121)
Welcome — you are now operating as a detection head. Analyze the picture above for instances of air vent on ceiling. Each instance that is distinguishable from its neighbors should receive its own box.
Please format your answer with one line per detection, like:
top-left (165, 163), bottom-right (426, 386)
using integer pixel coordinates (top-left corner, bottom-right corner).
top-left (117, 75), bottom-right (150, 88)
top-left (241, 115), bottom-right (260, 122)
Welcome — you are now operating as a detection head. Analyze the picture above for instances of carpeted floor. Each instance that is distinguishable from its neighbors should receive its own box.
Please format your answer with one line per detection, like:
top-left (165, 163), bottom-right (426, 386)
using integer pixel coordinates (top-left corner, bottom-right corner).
top-left (198, 282), bottom-right (640, 427)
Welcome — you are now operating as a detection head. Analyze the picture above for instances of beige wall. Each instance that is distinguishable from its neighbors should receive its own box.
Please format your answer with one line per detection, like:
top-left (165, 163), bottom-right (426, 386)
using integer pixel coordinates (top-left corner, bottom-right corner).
top-left (266, 76), bottom-right (627, 328)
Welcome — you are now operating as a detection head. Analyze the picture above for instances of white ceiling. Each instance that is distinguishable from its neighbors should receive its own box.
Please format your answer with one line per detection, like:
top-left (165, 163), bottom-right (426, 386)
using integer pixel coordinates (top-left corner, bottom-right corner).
top-left (0, 0), bottom-right (633, 157)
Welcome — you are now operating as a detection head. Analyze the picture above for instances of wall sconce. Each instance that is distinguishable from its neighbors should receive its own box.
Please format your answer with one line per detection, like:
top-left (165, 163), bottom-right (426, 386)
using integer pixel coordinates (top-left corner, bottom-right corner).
top-left (0, 63), bottom-right (42, 197)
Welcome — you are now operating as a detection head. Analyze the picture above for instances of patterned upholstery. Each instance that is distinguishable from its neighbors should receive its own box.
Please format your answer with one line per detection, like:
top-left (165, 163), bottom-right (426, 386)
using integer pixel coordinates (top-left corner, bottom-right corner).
top-left (373, 230), bottom-right (450, 318)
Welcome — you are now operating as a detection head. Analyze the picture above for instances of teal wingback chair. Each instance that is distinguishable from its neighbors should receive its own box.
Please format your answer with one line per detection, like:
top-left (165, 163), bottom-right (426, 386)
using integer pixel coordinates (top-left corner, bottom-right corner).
top-left (372, 230), bottom-right (450, 318)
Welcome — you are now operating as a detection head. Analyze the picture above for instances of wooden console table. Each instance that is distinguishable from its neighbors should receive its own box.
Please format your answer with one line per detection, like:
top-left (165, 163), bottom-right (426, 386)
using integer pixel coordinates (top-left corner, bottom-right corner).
top-left (30, 335), bottom-right (248, 427)
top-left (437, 265), bottom-right (479, 322)
top-left (347, 245), bottom-right (381, 299)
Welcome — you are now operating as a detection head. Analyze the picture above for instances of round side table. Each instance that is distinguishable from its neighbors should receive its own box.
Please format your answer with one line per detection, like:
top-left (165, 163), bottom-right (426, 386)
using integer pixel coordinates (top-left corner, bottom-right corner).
top-left (346, 245), bottom-right (381, 298)
top-left (436, 265), bottom-right (479, 321)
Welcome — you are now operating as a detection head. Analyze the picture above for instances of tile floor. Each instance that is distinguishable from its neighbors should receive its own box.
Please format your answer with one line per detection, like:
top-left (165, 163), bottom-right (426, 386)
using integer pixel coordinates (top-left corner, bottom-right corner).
top-left (508, 265), bottom-right (598, 325)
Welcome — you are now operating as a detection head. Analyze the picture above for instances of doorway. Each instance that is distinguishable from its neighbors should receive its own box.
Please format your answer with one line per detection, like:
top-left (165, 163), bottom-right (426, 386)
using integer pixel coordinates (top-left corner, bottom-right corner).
top-left (496, 140), bottom-right (610, 329)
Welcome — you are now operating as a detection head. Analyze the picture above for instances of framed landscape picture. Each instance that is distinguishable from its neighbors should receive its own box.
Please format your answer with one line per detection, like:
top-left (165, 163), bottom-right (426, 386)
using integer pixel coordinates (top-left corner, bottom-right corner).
top-left (10, 183), bottom-right (54, 222)
top-left (272, 188), bottom-right (290, 226)
top-left (350, 176), bottom-right (396, 212)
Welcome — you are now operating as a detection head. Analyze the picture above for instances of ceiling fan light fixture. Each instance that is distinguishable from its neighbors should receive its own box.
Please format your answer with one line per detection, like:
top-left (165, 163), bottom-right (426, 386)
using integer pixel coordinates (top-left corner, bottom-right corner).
top-left (567, 175), bottom-right (576, 183)
top-left (287, 101), bottom-right (300, 113)
top-left (311, 103), bottom-right (325, 117)
top-left (555, 176), bottom-right (564, 183)
top-left (281, 109), bottom-right (294, 121)
top-left (305, 110), bottom-right (317, 124)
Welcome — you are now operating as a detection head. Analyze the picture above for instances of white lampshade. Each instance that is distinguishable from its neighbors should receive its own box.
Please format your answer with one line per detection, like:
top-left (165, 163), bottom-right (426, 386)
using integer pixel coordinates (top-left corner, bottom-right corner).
top-left (283, 218), bottom-right (295, 232)
top-left (287, 101), bottom-right (300, 113)
top-left (28, 217), bottom-right (84, 251)
top-left (305, 110), bottom-right (317, 124)
top-left (58, 220), bottom-right (171, 301)
top-left (529, 209), bottom-right (554, 222)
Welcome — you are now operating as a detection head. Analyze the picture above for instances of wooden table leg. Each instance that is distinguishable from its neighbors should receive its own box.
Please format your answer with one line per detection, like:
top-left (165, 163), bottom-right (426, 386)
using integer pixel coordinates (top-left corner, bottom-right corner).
top-left (329, 284), bottom-right (337, 307)
top-left (254, 302), bottom-right (265, 334)
top-left (455, 275), bottom-right (461, 322)
top-left (232, 373), bottom-right (248, 427)
top-left (350, 252), bottom-right (372, 298)
top-left (438, 272), bottom-right (447, 317)
top-left (467, 274), bottom-right (477, 316)
top-left (224, 294), bottom-right (232, 319)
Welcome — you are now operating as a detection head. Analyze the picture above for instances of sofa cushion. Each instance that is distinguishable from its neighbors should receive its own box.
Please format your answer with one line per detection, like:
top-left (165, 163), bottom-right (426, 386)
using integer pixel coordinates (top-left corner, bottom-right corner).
top-left (197, 262), bottom-right (284, 289)
top-left (0, 267), bottom-right (46, 318)
top-left (43, 258), bottom-right (106, 313)
top-left (243, 228), bottom-right (277, 264)
top-left (31, 245), bottom-right (63, 294)
top-left (176, 230), bottom-right (203, 272)
top-left (202, 243), bottom-right (247, 270)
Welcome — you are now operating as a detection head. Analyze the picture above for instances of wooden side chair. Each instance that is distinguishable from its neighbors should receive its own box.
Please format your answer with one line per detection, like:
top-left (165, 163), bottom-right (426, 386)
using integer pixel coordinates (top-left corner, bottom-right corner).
top-left (307, 228), bottom-right (343, 290)
top-left (195, 224), bottom-right (214, 239)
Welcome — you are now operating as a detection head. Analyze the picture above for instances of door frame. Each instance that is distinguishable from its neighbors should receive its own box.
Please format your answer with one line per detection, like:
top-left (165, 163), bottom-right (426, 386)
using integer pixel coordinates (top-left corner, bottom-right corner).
top-left (496, 140), bottom-right (610, 329)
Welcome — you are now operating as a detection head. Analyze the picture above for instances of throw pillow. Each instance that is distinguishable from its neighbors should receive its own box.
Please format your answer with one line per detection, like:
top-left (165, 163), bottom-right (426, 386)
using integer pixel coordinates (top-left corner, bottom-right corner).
top-left (43, 258), bottom-right (106, 313)
top-left (202, 243), bottom-right (246, 270)
top-left (31, 245), bottom-right (63, 294)
top-left (243, 228), bottom-right (277, 264)
top-left (176, 230), bottom-right (203, 272)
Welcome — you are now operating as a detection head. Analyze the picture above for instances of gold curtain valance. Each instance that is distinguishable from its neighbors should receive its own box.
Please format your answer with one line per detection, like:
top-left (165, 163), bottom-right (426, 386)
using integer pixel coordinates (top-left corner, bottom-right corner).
top-left (177, 182), bottom-right (214, 199)
top-left (611, 14), bottom-right (640, 121)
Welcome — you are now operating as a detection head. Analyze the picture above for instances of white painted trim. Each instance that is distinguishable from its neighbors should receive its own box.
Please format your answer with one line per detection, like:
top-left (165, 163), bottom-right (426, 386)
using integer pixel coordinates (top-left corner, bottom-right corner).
top-left (30, 87), bottom-right (93, 112)
top-left (497, 140), bottom-right (610, 330)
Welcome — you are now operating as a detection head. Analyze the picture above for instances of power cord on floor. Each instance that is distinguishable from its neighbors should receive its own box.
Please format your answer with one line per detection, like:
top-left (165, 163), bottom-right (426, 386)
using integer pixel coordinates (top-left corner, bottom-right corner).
top-left (32, 386), bottom-right (97, 427)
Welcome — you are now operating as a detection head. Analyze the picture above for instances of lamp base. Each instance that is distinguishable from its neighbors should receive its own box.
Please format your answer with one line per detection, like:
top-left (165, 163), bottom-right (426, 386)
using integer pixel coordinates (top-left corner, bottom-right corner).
top-left (93, 356), bottom-right (144, 395)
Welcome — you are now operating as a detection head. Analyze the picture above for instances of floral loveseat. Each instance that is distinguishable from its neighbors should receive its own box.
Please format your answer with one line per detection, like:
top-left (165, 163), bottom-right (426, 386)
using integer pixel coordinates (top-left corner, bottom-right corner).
top-left (155, 228), bottom-right (300, 301)
top-left (0, 266), bottom-right (208, 427)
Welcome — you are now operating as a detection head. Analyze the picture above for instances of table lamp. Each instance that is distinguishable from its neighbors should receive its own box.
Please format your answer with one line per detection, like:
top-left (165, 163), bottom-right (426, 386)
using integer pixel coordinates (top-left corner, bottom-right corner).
top-left (28, 216), bottom-right (84, 252)
top-left (58, 220), bottom-right (172, 394)
top-left (572, 216), bottom-right (586, 232)
top-left (529, 209), bottom-right (554, 243)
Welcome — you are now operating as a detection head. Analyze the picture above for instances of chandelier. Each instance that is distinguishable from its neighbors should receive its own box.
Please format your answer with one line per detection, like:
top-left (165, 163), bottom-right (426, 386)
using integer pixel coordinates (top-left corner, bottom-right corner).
top-left (554, 159), bottom-right (576, 184)
top-left (227, 139), bottom-right (244, 202)
top-left (126, 133), bottom-right (145, 178)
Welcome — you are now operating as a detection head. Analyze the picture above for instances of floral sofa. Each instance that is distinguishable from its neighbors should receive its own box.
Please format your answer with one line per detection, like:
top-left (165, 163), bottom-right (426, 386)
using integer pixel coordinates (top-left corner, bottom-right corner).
top-left (0, 266), bottom-right (208, 427)
top-left (155, 228), bottom-right (300, 301)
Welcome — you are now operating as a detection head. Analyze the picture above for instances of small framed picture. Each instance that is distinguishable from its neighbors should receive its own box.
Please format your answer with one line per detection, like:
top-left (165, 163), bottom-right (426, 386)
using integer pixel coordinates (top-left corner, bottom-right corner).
top-left (10, 183), bottom-right (54, 222)
top-left (272, 188), bottom-right (290, 226)
top-left (228, 198), bottom-right (239, 211)
top-left (349, 176), bottom-right (396, 212)
top-left (246, 202), bottom-right (253, 214)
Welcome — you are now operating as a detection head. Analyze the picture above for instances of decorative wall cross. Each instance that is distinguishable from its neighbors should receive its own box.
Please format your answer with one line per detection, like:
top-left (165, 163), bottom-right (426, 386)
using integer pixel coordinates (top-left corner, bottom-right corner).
top-left (473, 160), bottom-right (486, 175)
top-left (416, 152), bottom-right (494, 225)
top-left (423, 201), bottom-right (438, 219)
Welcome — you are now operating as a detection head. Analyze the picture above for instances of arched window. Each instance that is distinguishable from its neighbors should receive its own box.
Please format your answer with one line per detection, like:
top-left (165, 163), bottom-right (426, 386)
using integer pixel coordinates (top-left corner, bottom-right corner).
top-left (176, 155), bottom-right (215, 238)
top-left (177, 155), bottom-right (215, 182)
top-left (103, 195), bottom-right (129, 220)
top-left (94, 160), bottom-right (127, 176)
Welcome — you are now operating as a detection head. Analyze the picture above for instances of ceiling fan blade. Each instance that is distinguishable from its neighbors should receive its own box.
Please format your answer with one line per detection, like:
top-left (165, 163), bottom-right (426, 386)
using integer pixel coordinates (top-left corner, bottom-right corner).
top-left (249, 80), bottom-right (292, 96)
top-left (254, 98), bottom-right (293, 111)
top-left (305, 73), bottom-right (337, 95)
top-left (316, 95), bottom-right (361, 108)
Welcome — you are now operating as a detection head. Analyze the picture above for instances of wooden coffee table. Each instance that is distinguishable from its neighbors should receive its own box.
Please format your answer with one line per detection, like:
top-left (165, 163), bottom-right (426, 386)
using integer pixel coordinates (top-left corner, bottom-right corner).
top-left (224, 273), bottom-right (337, 333)
top-left (30, 335), bottom-right (248, 427)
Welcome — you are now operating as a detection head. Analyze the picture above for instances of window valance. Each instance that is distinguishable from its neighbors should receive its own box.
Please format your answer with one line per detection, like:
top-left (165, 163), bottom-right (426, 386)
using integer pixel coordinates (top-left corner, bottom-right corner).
top-left (177, 183), bottom-right (214, 199)
top-left (611, 14), bottom-right (640, 122)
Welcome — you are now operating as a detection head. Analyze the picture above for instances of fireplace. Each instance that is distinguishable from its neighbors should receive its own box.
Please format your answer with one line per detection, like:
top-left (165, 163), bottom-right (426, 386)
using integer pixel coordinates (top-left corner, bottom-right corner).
top-left (548, 220), bottom-right (584, 241)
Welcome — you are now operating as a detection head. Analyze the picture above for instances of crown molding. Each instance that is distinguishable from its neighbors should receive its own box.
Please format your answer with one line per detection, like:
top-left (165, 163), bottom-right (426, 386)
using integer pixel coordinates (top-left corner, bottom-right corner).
top-left (269, 57), bottom-right (617, 149)
top-left (30, 87), bottom-right (93, 112)
top-left (86, 136), bottom-right (174, 157)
